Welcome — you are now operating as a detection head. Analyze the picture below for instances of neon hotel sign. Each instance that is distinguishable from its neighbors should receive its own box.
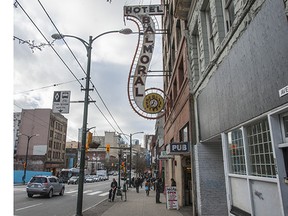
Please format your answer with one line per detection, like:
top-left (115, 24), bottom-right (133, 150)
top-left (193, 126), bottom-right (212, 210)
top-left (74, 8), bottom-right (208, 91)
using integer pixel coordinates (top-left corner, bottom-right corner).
top-left (124, 4), bottom-right (165, 119)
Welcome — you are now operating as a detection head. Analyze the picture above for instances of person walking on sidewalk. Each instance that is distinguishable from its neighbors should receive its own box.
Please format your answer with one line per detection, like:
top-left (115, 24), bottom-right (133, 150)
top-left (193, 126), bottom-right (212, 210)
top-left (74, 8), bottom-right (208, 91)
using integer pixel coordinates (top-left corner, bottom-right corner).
top-left (155, 177), bottom-right (163, 203)
top-left (135, 177), bottom-right (140, 193)
top-left (145, 179), bottom-right (150, 196)
top-left (108, 178), bottom-right (117, 202)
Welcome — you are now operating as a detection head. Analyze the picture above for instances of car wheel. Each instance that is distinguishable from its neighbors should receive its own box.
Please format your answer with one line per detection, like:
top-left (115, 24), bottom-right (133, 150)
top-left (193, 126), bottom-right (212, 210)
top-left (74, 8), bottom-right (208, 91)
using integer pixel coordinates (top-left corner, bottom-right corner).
top-left (47, 189), bottom-right (53, 198)
top-left (59, 187), bottom-right (64, 196)
top-left (27, 193), bottom-right (33, 198)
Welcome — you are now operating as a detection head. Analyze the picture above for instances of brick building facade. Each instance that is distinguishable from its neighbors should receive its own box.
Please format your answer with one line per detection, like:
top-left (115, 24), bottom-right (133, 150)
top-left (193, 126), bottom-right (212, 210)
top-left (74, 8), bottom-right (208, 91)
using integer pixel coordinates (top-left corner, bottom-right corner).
top-left (161, 0), bottom-right (288, 215)
top-left (14, 109), bottom-right (67, 175)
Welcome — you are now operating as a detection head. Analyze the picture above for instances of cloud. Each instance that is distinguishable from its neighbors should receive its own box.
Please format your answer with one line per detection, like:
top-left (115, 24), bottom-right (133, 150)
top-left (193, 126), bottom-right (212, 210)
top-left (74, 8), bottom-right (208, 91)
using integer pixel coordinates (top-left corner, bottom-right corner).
top-left (14, 0), bottom-right (163, 144)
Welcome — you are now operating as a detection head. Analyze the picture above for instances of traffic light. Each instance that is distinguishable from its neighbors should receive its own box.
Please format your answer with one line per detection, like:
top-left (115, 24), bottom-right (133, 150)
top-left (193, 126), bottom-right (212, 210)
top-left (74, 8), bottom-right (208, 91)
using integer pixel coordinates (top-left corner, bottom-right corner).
top-left (121, 161), bottom-right (125, 170)
top-left (106, 144), bottom-right (110, 153)
top-left (85, 132), bottom-right (92, 152)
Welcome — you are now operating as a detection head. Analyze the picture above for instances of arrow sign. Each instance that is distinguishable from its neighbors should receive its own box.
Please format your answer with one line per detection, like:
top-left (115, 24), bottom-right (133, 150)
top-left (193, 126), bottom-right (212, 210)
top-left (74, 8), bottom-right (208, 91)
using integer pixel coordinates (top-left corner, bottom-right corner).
top-left (52, 91), bottom-right (71, 114)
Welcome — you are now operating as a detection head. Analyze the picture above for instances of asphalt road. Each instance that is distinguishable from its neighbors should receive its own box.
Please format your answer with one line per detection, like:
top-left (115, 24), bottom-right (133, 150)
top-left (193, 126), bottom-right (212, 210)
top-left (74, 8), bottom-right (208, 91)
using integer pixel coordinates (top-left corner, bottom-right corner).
top-left (14, 180), bottom-right (113, 216)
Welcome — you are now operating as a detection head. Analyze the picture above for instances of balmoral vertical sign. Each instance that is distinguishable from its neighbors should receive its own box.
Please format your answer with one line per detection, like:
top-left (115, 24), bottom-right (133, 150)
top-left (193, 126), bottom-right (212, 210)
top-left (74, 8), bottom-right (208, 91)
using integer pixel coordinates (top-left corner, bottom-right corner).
top-left (124, 5), bottom-right (165, 119)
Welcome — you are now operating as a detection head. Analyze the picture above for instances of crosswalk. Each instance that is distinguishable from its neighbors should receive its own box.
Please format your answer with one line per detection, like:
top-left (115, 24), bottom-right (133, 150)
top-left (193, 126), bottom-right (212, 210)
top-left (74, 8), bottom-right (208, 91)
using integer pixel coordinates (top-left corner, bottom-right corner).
top-left (15, 187), bottom-right (109, 197)
top-left (66, 189), bottom-right (109, 197)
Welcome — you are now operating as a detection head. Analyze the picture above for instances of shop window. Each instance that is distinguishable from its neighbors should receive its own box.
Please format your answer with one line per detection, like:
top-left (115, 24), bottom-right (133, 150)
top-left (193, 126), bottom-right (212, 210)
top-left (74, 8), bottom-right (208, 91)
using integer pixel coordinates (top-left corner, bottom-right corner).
top-left (280, 114), bottom-right (288, 180)
top-left (247, 119), bottom-right (276, 178)
top-left (281, 115), bottom-right (288, 142)
top-left (228, 129), bottom-right (246, 175)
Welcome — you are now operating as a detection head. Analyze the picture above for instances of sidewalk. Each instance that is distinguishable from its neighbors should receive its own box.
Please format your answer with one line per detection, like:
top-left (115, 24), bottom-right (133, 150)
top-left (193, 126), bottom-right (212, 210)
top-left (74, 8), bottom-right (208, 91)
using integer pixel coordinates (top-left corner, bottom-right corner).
top-left (83, 186), bottom-right (190, 216)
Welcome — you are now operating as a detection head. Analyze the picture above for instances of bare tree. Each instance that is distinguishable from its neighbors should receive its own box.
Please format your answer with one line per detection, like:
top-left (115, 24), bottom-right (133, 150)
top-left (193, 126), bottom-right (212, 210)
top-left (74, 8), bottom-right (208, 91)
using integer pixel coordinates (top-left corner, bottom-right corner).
top-left (133, 153), bottom-right (146, 176)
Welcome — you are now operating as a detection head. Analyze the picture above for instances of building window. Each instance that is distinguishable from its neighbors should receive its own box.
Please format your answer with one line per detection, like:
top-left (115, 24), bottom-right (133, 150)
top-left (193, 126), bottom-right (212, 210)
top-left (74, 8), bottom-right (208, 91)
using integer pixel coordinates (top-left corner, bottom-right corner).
top-left (171, 41), bottom-right (176, 69)
top-left (48, 150), bottom-right (51, 159)
top-left (191, 22), bottom-right (201, 85)
top-left (226, 118), bottom-right (276, 178)
top-left (205, 3), bottom-right (215, 58)
top-left (247, 119), bottom-right (276, 178)
top-left (179, 124), bottom-right (189, 142)
top-left (169, 92), bottom-right (173, 110)
top-left (228, 129), bottom-right (246, 175)
top-left (176, 19), bottom-right (181, 48)
top-left (281, 114), bottom-right (288, 142)
top-left (223, 0), bottom-right (235, 32)
top-left (178, 57), bottom-right (184, 87)
top-left (173, 79), bottom-right (177, 102)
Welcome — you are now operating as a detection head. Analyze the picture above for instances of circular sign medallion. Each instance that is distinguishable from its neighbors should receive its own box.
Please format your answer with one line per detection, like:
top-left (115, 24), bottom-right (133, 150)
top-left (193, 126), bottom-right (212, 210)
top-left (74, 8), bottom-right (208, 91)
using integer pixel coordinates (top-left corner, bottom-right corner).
top-left (143, 93), bottom-right (164, 114)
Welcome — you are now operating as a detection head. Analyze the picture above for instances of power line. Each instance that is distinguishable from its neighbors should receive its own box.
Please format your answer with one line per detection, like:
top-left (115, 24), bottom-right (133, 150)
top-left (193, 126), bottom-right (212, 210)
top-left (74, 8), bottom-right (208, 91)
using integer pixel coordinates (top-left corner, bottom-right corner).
top-left (14, 78), bottom-right (85, 95)
top-left (37, 0), bottom-right (127, 137)
top-left (14, 0), bottom-right (85, 90)
top-left (15, 0), bottom-right (128, 138)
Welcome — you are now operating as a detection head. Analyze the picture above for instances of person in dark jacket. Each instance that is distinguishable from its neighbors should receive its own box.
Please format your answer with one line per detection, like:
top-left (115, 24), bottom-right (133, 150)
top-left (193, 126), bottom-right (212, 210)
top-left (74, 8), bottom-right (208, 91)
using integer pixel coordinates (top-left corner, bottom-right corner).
top-left (171, 178), bottom-right (176, 186)
top-left (135, 177), bottom-right (140, 193)
top-left (108, 178), bottom-right (117, 202)
top-left (155, 177), bottom-right (163, 203)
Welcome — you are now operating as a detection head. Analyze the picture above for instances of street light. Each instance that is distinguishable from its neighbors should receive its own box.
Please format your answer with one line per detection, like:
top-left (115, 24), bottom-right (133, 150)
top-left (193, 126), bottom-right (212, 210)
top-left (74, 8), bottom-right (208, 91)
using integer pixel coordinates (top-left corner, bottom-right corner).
top-left (19, 133), bottom-right (39, 184)
top-left (129, 132), bottom-right (144, 187)
top-left (52, 28), bottom-right (132, 216)
top-left (118, 150), bottom-right (122, 191)
top-left (117, 131), bottom-right (144, 187)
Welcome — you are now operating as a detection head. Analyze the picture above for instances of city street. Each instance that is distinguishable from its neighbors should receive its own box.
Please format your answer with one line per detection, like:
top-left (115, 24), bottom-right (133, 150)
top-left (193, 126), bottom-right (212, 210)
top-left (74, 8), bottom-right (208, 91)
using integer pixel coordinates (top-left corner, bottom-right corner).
top-left (14, 180), bottom-right (113, 216)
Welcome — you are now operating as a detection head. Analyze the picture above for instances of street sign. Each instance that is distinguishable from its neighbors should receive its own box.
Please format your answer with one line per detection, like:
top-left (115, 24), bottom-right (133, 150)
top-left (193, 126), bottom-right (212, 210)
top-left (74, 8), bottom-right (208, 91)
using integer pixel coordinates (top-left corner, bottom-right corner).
top-left (52, 91), bottom-right (71, 113)
top-left (279, 85), bottom-right (288, 97)
top-left (166, 141), bottom-right (190, 155)
top-left (166, 187), bottom-right (179, 210)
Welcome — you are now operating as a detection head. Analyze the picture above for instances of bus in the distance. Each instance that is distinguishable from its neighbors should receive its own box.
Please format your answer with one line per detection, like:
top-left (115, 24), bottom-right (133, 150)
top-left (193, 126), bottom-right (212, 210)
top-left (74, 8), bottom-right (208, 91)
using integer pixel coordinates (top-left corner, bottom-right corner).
top-left (59, 168), bottom-right (79, 183)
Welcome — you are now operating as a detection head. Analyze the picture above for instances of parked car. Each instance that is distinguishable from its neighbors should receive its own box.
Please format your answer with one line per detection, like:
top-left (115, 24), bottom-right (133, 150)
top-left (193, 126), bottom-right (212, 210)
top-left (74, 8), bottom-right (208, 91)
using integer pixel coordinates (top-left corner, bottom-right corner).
top-left (67, 176), bottom-right (79, 185)
top-left (91, 175), bottom-right (99, 182)
top-left (26, 176), bottom-right (65, 198)
top-left (85, 175), bottom-right (94, 183)
top-left (97, 175), bottom-right (104, 181)
top-left (101, 175), bottom-right (108, 181)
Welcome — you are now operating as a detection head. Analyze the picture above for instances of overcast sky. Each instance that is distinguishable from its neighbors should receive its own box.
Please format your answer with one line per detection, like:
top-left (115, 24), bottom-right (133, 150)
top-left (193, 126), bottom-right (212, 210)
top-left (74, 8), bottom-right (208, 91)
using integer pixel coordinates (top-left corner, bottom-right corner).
top-left (13, 0), bottom-right (163, 144)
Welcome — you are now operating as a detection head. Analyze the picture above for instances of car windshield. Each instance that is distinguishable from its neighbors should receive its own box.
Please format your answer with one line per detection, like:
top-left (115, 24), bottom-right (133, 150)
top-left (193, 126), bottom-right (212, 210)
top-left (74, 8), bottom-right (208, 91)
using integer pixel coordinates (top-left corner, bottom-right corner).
top-left (30, 177), bottom-right (47, 183)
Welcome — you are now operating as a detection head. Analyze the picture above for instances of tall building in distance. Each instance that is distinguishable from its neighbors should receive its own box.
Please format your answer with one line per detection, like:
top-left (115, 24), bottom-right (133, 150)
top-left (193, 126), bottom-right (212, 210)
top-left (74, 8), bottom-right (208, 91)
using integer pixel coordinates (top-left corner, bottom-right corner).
top-left (14, 108), bottom-right (67, 175)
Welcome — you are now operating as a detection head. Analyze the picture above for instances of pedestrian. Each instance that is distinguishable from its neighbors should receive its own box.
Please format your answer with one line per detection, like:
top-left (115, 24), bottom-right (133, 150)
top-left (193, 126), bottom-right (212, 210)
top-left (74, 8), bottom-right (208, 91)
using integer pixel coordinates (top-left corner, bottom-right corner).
top-left (151, 177), bottom-right (155, 190)
top-left (145, 179), bottom-right (150, 196)
top-left (108, 178), bottom-right (117, 202)
top-left (155, 177), bottom-right (163, 203)
top-left (135, 177), bottom-right (140, 193)
top-left (140, 177), bottom-right (143, 188)
top-left (171, 178), bottom-right (176, 187)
